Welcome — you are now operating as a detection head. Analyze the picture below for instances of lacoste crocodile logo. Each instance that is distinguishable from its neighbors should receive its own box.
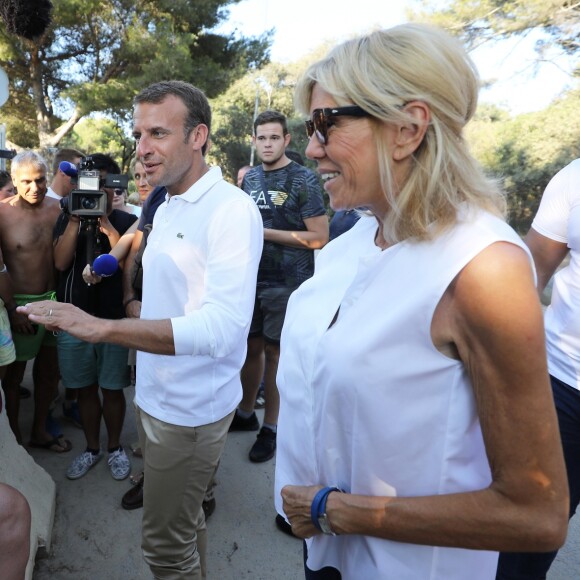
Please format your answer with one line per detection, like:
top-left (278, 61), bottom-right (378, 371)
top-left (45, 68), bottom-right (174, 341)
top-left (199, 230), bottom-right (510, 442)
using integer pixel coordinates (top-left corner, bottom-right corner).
top-left (177, 233), bottom-right (184, 239)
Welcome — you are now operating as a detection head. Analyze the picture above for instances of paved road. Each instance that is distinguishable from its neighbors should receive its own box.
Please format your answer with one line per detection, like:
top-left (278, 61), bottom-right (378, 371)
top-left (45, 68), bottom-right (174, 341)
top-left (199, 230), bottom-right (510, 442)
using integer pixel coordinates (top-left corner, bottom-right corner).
top-left (24, 384), bottom-right (302, 580)
top-left (19, 379), bottom-right (580, 579)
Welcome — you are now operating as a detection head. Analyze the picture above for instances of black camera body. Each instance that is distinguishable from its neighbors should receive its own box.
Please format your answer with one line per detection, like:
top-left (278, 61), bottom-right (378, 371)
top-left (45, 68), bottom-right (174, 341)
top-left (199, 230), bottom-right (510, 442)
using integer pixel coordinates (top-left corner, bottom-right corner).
top-left (60, 176), bottom-right (106, 217)
top-left (60, 156), bottom-right (129, 218)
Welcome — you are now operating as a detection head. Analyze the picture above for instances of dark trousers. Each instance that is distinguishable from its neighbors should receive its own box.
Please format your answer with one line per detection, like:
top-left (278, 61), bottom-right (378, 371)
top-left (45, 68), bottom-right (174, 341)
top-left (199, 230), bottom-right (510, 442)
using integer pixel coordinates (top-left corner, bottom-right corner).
top-left (496, 375), bottom-right (580, 579)
top-left (303, 542), bottom-right (342, 580)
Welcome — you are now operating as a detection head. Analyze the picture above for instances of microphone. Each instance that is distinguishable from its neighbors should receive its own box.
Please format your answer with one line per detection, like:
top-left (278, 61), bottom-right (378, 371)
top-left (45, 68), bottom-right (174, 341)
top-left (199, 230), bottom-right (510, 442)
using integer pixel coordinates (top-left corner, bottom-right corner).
top-left (0, 0), bottom-right (53, 40)
top-left (92, 254), bottom-right (118, 278)
top-left (59, 161), bottom-right (78, 178)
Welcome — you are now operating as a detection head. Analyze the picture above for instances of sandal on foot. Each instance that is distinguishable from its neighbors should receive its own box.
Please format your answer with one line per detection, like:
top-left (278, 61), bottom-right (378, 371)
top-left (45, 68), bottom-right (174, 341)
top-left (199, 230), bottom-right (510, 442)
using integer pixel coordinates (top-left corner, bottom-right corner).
top-left (29, 436), bottom-right (72, 453)
top-left (45, 412), bottom-right (64, 439)
top-left (130, 442), bottom-right (142, 458)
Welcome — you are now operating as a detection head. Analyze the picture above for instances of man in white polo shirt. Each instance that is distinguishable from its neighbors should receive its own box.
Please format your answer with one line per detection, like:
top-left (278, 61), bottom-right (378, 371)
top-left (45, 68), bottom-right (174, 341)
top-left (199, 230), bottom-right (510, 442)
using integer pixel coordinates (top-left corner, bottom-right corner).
top-left (19, 81), bottom-right (263, 580)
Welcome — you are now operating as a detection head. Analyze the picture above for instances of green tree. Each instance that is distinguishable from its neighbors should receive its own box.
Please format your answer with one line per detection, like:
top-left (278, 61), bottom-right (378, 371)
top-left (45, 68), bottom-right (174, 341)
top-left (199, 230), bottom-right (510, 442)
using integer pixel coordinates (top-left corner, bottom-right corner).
top-left (411, 0), bottom-right (579, 231)
top-left (0, 0), bottom-right (271, 149)
top-left (208, 47), bottom-right (334, 181)
top-left (465, 89), bottom-right (580, 233)
top-left (412, 0), bottom-right (579, 58)
top-left (61, 115), bottom-right (134, 171)
top-left (209, 61), bottom-right (300, 181)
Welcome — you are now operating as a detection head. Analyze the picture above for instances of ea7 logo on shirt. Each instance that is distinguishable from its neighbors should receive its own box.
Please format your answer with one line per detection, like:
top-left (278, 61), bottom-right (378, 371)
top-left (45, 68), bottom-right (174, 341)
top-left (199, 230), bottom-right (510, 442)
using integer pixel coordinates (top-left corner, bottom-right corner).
top-left (177, 233), bottom-right (184, 239)
top-left (251, 189), bottom-right (288, 208)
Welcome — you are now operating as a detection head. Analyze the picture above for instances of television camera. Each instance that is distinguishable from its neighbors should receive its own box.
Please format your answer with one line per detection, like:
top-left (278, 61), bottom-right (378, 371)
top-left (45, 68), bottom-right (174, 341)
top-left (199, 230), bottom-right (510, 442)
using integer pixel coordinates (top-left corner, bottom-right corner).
top-left (60, 156), bottom-right (129, 218)
top-left (59, 155), bottom-right (129, 275)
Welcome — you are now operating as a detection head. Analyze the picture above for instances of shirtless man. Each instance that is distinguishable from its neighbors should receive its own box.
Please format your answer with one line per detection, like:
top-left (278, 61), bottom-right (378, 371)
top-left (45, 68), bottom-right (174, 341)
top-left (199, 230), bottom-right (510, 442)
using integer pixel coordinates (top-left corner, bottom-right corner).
top-left (0, 150), bottom-right (68, 451)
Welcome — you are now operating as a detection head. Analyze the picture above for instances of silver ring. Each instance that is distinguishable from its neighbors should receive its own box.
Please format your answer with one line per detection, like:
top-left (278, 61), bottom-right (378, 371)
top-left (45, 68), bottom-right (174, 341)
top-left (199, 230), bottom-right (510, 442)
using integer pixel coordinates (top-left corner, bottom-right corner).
top-left (48, 309), bottom-right (53, 317)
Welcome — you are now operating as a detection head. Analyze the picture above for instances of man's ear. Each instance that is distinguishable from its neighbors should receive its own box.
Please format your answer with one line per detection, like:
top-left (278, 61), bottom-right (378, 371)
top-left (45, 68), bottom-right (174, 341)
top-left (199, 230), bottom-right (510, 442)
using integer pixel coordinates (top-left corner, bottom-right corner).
top-left (284, 133), bottom-right (291, 148)
top-left (190, 124), bottom-right (210, 152)
top-left (392, 101), bottom-right (430, 162)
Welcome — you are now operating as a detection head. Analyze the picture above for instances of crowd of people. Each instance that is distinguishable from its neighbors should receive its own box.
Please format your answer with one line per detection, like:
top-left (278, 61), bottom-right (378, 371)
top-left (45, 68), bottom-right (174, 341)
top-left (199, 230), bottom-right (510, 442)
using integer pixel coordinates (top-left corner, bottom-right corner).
top-left (0, 20), bottom-right (578, 580)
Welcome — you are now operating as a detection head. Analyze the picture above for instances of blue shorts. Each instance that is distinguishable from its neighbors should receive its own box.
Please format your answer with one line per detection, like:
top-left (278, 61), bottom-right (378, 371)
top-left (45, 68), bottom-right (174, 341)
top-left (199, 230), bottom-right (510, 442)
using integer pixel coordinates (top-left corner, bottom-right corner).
top-left (57, 331), bottom-right (130, 390)
top-left (249, 286), bottom-right (296, 343)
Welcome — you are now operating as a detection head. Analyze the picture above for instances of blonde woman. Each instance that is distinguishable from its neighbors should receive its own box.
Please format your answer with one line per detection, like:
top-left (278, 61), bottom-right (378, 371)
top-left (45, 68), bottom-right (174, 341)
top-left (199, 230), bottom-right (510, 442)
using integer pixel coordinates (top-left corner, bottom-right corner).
top-left (132, 159), bottom-right (153, 205)
top-left (275, 24), bottom-right (568, 580)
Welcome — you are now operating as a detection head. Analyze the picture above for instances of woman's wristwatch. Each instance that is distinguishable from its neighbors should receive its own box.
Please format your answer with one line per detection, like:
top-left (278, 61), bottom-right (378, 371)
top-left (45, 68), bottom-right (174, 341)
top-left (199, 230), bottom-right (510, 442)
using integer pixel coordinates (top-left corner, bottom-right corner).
top-left (310, 486), bottom-right (343, 535)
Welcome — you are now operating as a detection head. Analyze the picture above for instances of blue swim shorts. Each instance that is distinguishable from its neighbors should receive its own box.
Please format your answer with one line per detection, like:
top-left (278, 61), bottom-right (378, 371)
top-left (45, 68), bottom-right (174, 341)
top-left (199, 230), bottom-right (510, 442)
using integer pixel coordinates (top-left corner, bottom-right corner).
top-left (57, 331), bottom-right (130, 390)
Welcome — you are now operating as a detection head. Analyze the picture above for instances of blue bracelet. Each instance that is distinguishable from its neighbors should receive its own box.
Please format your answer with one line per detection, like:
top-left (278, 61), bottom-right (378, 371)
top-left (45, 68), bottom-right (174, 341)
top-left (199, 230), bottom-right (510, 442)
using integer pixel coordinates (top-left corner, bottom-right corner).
top-left (310, 486), bottom-right (341, 531)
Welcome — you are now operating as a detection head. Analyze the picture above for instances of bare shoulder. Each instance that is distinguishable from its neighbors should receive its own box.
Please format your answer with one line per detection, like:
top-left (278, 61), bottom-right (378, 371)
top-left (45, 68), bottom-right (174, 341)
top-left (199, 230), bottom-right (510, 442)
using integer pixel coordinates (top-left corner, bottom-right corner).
top-left (0, 196), bottom-right (15, 211)
top-left (432, 241), bottom-right (539, 352)
top-left (0, 197), bottom-right (15, 225)
top-left (41, 197), bottom-right (62, 221)
top-left (453, 241), bottom-right (536, 318)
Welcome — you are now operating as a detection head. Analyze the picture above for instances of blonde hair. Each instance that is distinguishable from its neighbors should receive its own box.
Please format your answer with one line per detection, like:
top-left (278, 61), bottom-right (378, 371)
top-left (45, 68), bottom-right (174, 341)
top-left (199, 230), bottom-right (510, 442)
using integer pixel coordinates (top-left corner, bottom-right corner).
top-left (130, 157), bottom-right (144, 175)
top-left (127, 192), bottom-right (140, 205)
top-left (295, 23), bottom-right (506, 243)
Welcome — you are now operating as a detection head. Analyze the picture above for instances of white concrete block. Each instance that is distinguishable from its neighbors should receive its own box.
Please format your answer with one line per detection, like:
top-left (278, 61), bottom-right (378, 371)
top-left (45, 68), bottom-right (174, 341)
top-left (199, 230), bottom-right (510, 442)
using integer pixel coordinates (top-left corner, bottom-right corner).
top-left (0, 392), bottom-right (55, 580)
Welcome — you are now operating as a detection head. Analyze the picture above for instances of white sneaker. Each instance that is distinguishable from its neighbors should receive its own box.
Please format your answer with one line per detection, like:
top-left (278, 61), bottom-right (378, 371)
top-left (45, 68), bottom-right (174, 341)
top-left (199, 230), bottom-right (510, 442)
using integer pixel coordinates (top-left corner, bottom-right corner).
top-left (66, 450), bottom-right (103, 480)
top-left (108, 448), bottom-right (131, 480)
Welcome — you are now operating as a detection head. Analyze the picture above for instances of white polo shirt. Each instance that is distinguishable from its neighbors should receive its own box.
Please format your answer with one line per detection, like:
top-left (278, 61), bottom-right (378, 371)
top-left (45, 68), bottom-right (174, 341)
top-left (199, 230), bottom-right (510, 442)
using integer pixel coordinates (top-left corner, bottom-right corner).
top-left (135, 166), bottom-right (263, 427)
top-left (532, 158), bottom-right (580, 389)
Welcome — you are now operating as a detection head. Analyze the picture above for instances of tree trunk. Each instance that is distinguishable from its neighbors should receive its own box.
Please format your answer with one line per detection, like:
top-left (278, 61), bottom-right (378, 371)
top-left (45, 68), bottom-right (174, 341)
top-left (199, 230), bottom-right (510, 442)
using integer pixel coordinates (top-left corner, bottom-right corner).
top-left (29, 46), bottom-right (83, 148)
top-left (29, 47), bottom-right (52, 148)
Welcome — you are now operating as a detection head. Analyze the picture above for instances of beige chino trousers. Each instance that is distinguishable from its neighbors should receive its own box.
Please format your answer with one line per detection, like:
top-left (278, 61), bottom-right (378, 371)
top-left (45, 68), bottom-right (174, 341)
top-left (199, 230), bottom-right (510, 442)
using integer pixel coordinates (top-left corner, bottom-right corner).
top-left (135, 405), bottom-right (234, 580)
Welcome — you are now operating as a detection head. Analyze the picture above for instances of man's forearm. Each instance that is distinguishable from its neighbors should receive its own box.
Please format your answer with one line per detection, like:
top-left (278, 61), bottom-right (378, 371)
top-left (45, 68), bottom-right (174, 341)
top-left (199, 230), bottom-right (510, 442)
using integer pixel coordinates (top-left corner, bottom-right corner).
top-left (264, 228), bottom-right (326, 249)
top-left (17, 300), bottom-right (175, 354)
top-left (98, 317), bottom-right (175, 355)
top-left (54, 218), bottom-right (80, 271)
top-left (122, 230), bottom-right (143, 304)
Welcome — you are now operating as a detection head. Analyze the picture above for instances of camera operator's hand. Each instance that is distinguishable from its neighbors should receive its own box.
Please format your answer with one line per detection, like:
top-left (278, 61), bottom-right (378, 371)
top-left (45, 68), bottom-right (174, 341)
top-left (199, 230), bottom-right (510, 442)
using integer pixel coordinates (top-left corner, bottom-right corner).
top-left (98, 215), bottom-right (121, 247)
top-left (54, 214), bottom-right (82, 272)
top-left (82, 263), bottom-right (102, 286)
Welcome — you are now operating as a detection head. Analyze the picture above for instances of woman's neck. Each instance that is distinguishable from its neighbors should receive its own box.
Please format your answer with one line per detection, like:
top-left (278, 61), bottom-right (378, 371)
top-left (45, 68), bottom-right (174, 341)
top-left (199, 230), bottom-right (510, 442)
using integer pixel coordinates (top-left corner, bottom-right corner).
top-left (374, 217), bottom-right (391, 250)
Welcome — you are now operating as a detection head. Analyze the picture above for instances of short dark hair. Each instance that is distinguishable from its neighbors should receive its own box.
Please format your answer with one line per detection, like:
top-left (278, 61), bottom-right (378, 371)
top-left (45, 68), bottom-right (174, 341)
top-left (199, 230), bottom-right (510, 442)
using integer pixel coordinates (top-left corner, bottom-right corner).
top-left (285, 150), bottom-right (304, 166)
top-left (134, 81), bottom-right (212, 155)
top-left (253, 110), bottom-right (288, 136)
top-left (52, 148), bottom-right (84, 174)
top-left (0, 170), bottom-right (11, 188)
top-left (88, 153), bottom-right (121, 175)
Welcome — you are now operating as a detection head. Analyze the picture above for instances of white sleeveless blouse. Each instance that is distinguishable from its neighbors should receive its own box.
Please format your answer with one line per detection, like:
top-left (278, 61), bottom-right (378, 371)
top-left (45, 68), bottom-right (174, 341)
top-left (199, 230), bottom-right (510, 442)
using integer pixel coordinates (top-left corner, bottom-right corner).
top-left (275, 207), bottom-right (531, 579)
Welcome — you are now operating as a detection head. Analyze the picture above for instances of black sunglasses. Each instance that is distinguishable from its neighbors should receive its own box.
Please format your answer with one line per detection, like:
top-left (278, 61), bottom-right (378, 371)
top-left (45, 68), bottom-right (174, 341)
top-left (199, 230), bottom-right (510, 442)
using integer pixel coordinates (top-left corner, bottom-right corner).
top-left (305, 106), bottom-right (371, 144)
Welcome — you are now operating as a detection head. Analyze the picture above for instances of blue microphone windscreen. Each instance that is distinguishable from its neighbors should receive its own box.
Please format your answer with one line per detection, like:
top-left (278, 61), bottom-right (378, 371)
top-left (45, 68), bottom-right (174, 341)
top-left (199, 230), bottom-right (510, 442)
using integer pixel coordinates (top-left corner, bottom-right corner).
top-left (92, 254), bottom-right (118, 277)
top-left (59, 161), bottom-right (78, 177)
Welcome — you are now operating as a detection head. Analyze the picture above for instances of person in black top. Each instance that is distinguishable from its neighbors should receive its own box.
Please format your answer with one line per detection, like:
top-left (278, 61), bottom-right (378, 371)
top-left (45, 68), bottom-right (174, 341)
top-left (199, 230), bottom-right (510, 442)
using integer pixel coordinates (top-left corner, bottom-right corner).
top-left (230, 111), bottom-right (328, 464)
top-left (53, 153), bottom-right (138, 482)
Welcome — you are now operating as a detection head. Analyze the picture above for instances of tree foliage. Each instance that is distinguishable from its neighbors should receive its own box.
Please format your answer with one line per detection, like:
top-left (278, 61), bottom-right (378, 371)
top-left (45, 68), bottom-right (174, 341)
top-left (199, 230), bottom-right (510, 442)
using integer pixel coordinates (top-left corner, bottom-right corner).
top-left (208, 49), bottom-right (332, 181)
top-left (466, 88), bottom-right (580, 232)
top-left (0, 0), bottom-right (271, 149)
top-left (2, 0), bottom-right (575, 231)
top-left (61, 115), bottom-right (135, 172)
top-left (410, 0), bottom-right (579, 231)
top-left (209, 61), bottom-right (299, 180)
top-left (412, 0), bottom-right (579, 58)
